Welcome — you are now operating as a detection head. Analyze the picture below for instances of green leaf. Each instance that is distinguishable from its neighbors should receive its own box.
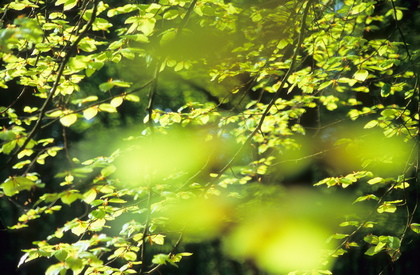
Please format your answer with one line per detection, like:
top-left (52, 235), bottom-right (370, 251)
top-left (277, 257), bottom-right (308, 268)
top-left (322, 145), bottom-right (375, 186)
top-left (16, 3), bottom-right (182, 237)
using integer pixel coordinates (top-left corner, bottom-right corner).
top-left (354, 70), bottom-right (369, 81)
top-left (99, 82), bottom-right (115, 92)
top-left (107, 4), bottom-right (138, 17)
top-left (125, 94), bottom-right (140, 102)
top-left (56, 0), bottom-right (77, 11)
top-left (101, 165), bottom-right (116, 177)
top-left (377, 201), bottom-right (402, 213)
top-left (71, 222), bottom-right (88, 236)
top-left (277, 39), bottom-right (291, 49)
top-left (83, 107), bottom-right (98, 120)
top-left (354, 194), bottom-right (379, 203)
top-left (61, 191), bottom-right (82, 205)
top-left (110, 97), bottom-right (124, 107)
top-left (108, 198), bottom-right (127, 203)
top-left (138, 18), bottom-right (156, 36)
top-left (410, 223), bottom-right (420, 234)
top-left (112, 80), bottom-right (132, 88)
top-left (364, 234), bottom-right (379, 244)
top-left (54, 249), bottom-right (68, 262)
top-left (365, 242), bottom-right (386, 256)
top-left (386, 236), bottom-right (401, 250)
top-left (395, 9), bottom-right (403, 21)
top-left (123, 251), bottom-right (137, 261)
top-left (163, 9), bottom-right (179, 20)
top-left (381, 83), bottom-right (391, 97)
top-left (2, 140), bottom-right (17, 154)
top-left (364, 120), bottom-right (378, 129)
top-left (83, 189), bottom-right (97, 204)
top-left (319, 80), bottom-right (333, 90)
top-left (99, 103), bottom-right (117, 113)
top-left (150, 234), bottom-right (165, 245)
top-left (160, 29), bottom-right (177, 46)
top-left (66, 257), bottom-right (83, 274)
top-left (93, 18), bottom-right (113, 31)
top-left (46, 263), bottom-right (67, 275)
top-left (60, 113), bottom-right (78, 127)
top-left (2, 177), bottom-right (36, 196)
top-left (368, 177), bottom-right (383, 185)
top-left (152, 254), bottom-right (170, 265)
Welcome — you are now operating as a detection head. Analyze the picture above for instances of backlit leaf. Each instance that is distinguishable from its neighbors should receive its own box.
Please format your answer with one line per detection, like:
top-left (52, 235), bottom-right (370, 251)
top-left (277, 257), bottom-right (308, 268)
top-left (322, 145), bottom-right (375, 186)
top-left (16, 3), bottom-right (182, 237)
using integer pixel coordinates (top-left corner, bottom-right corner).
top-left (101, 165), bottom-right (116, 177)
top-left (83, 107), bottom-right (98, 120)
top-left (99, 103), bottom-right (117, 113)
top-left (99, 82), bottom-right (114, 92)
top-left (110, 97), bottom-right (124, 107)
top-left (1, 177), bottom-right (35, 196)
top-left (354, 70), bottom-right (369, 81)
top-left (60, 113), bottom-right (77, 127)
top-left (410, 223), bottom-right (420, 234)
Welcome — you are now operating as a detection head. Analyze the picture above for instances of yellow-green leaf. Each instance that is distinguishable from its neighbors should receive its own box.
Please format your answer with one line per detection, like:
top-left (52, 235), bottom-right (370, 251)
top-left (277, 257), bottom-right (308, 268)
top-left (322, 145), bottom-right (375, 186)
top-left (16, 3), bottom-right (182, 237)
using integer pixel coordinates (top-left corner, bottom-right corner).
top-left (125, 94), bottom-right (140, 102)
top-left (83, 107), bottom-right (98, 120)
top-left (110, 97), bottom-right (124, 107)
top-left (101, 165), bottom-right (116, 177)
top-left (83, 189), bottom-right (97, 204)
top-left (354, 70), bottom-right (369, 81)
top-left (60, 113), bottom-right (77, 127)
top-left (71, 221), bottom-right (88, 236)
top-left (410, 223), bottom-right (420, 234)
top-left (99, 103), bottom-right (117, 113)
top-left (1, 177), bottom-right (35, 196)
top-left (61, 191), bottom-right (82, 205)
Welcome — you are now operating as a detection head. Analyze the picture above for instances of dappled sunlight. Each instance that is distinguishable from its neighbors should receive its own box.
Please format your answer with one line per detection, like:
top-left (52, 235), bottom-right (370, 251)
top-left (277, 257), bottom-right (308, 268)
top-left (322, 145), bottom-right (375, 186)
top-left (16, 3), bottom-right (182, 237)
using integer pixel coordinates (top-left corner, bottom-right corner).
top-left (323, 123), bottom-right (415, 177)
top-left (225, 217), bottom-right (332, 273)
top-left (113, 129), bottom-right (215, 187)
top-left (164, 187), bottom-right (355, 273)
top-left (164, 196), bottom-right (231, 241)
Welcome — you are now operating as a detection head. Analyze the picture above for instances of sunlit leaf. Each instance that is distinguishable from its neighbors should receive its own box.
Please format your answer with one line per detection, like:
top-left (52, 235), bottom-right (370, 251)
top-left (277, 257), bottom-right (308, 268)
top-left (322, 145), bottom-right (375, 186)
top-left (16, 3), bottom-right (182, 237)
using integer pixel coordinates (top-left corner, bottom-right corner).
top-left (60, 113), bottom-right (77, 127)
top-left (99, 82), bottom-right (114, 92)
top-left (99, 103), bottom-right (117, 113)
top-left (1, 177), bottom-right (36, 196)
top-left (410, 223), bottom-right (420, 234)
top-left (61, 191), bottom-right (82, 205)
top-left (354, 70), bottom-right (369, 81)
top-left (110, 97), bottom-right (124, 107)
top-left (125, 94), bottom-right (140, 102)
top-left (83, 107), bottom-right (98, 120)
top-left (101, 165), bottom-right (116, 177)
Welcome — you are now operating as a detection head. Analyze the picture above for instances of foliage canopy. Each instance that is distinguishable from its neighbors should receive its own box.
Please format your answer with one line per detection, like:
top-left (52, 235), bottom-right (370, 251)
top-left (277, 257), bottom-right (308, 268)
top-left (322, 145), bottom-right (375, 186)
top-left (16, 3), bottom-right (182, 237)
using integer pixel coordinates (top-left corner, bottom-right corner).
top-left (0, 0), bottom-right (419, 274)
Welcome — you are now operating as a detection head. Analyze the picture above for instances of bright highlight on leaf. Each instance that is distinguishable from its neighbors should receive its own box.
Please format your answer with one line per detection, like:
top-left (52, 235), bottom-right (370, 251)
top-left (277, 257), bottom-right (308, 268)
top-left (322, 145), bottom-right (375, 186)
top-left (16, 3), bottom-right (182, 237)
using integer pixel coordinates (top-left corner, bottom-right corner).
top-left (60, 113), bottom-right (77, 127)
top-left (83, 107), bottom-right (98, 120)
top-left (354, 69), bottom-right (369, 81)
top-left (1, 176), bottom-right (35, 196)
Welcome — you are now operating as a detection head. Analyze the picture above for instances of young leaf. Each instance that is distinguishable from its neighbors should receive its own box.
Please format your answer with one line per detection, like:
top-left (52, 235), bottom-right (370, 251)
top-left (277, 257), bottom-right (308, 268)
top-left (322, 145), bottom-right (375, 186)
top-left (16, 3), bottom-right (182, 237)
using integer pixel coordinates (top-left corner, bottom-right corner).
top-left (410, 223), bottom-right (420, 234)
top-left (110, 97), bottom-right (124, 107)
top-left (83, 107), bottom-right (98, 120)
top-left (354, 70), bottom-right (369, 81)
top-left (101, 165), bottom-right (116, 177)
top-left (60, 113), bottom-right (78, 127)
top-left (99, 82), bottom-right (115, 92)
top-left (2, 177), bottom-right (36, 196)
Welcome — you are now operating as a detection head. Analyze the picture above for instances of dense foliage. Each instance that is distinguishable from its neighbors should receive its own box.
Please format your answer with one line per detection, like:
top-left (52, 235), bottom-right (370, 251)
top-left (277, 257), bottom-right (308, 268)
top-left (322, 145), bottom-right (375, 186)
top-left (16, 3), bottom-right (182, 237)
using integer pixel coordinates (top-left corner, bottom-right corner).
top-left (0, 0), bottom-right (419, 274)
